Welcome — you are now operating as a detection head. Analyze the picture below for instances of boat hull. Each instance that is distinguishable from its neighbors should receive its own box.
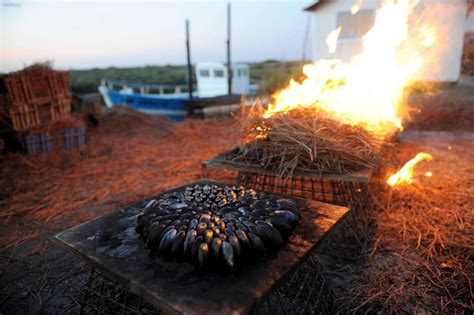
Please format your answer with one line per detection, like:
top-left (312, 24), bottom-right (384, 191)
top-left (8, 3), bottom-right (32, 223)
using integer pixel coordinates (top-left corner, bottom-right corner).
top-left (100, 87), bottom-right (189, 121)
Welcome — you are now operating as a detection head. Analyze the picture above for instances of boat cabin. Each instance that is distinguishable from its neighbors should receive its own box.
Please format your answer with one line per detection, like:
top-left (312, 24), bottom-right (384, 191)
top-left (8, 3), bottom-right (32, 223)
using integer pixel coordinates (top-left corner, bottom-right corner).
top-left (195, 62), bottom-right (250, 98)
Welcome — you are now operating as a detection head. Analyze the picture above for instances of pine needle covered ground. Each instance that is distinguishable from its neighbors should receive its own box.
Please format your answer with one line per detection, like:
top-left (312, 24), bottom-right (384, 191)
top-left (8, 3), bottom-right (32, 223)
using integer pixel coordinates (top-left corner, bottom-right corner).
top-left (0, 103), bottom-right (473, 313)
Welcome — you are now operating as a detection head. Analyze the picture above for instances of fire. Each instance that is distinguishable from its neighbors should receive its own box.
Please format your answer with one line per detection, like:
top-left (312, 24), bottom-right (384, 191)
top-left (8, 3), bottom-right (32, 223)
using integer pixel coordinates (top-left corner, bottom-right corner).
top-left (326, 27), bottom-right (342, 54)
top-left (351, 0), bottom-right (362, 15)
top-left (387, 152), bottom-right (433, 187)
top-left (263, 0), bottom-right (437, 137)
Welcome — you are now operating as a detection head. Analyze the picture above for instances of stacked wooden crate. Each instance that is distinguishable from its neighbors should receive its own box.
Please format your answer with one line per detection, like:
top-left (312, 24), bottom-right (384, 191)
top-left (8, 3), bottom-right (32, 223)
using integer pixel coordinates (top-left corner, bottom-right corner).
top-left (0, 63), bottom-right (86, 154)
top-left (0, 63), bottom-right (72, 132)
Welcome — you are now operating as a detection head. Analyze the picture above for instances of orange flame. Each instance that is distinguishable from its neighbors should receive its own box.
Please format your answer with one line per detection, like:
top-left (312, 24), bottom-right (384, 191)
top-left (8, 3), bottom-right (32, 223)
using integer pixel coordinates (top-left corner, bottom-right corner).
top-left (264, 0), bottom-right (437, 137)
top-left (351, 0), bottom-right (362, 14)
top-left (326, 27), bottom-right (342, 54)
top-left (387, 152), bottom-right (433, 186)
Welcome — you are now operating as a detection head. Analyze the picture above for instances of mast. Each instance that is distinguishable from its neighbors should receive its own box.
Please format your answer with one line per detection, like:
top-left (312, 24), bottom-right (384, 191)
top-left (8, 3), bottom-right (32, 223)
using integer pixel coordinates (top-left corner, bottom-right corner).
top-left (186, 19), bottom-right (193, 99)
top-left (226, 3), bottom-right (232, 95)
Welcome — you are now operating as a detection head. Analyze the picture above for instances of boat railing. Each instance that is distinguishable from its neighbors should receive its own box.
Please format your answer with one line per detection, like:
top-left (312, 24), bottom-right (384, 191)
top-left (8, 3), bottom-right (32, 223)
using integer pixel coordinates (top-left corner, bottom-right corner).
top-left (100, 79), bottom-right (194, 95)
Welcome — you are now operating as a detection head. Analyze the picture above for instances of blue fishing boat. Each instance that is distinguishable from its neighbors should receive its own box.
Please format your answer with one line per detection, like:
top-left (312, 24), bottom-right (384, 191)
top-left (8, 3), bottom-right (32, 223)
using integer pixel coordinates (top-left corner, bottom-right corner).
top-left (98, 63), bottom-right (257, 121)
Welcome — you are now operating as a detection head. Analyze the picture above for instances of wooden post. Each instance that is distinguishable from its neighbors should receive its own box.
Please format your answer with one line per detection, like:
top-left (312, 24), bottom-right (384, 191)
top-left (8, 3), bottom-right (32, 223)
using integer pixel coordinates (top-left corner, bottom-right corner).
top-left (227, 3), bottom-right (232, 95)
top-left (186, 19), bottom-right (193, 100)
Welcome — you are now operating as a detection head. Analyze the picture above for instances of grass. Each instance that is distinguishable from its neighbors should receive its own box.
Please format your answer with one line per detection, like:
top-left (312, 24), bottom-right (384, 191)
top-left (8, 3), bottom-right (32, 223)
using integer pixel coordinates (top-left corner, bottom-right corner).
top-left (70, 60), bottom-right (307, 95)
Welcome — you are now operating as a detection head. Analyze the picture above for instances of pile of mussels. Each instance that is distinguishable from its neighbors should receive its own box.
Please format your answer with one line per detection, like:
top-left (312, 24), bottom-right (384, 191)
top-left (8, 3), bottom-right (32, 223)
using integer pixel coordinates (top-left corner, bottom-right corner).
top-left (135, 184), bottom-right (301, 271)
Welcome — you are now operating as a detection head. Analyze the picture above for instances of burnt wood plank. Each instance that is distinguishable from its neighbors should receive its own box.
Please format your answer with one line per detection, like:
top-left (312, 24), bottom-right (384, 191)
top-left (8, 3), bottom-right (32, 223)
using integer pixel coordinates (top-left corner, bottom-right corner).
top-left (54, 179), bottom-right (349, 315)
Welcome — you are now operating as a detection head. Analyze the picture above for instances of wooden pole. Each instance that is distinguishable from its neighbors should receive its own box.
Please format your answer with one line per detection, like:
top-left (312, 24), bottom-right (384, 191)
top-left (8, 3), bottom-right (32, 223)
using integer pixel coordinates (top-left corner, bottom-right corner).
top-left (227, 3), bottom-right (232, 95)
top-left (186, 19), bottom-right (193, 100)
top-left (301, 13), bottom-right (310, 65)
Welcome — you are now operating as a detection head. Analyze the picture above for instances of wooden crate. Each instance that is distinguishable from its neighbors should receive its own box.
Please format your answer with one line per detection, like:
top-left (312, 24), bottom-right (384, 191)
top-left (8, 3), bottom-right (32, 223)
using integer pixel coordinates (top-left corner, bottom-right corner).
top-left (8, 105), bottom-right (41, 131)
top-left (3, 76), bottom-right (30, 106)
top-left (24, 70), bottom-right (51, 105)
top-left (51, 97), bottom-right (72, 121)
top-left (6, 99), bottom-right (71, 132)
top-left (48, 71), bottom-right (71, 99)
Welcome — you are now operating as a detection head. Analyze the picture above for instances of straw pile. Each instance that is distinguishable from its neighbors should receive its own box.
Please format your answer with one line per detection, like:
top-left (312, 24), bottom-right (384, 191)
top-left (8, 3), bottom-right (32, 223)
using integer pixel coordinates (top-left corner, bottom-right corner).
top-left (230, 103), bottom-right (385, 178)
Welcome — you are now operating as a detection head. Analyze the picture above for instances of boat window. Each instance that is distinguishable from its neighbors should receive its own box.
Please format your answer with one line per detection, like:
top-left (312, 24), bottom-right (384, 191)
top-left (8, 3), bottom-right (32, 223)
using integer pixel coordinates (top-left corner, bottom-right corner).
top-left (214, 70), bottom-right (225, 77)
top-left (200, 69), bottom-right (210, 77)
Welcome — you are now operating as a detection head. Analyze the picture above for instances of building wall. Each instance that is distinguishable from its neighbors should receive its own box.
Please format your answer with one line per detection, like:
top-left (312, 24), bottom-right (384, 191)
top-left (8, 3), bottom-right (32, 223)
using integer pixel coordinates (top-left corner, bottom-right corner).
top-left (311, 0), bottom-right (467, 82)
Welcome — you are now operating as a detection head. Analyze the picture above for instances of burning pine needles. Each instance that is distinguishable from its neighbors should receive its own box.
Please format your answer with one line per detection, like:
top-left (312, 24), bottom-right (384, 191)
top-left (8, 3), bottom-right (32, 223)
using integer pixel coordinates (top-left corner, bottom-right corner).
top-left (231, 102), bottom-right (387, 179)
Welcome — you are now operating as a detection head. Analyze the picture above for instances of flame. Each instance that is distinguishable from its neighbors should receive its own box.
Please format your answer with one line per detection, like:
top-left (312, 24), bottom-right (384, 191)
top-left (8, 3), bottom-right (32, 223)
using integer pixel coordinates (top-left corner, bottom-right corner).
top-left (326, 26), bottom-right (342, 53)
top-left (351, 0), bottom-right (361, 14)
top-left (263, 0), bottom-right (437, 137)
top-left (387, 152), bottom-right (433, 186)
top-left (418, 25), bottom-right (437, 47)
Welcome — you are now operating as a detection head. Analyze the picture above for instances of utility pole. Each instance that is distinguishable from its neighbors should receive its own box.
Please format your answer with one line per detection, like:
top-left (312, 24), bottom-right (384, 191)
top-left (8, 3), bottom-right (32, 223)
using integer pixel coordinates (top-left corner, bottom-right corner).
top-left (186, 19), bottom-right (193, 100)
top-left (227, 3), bottom-right (232, 95)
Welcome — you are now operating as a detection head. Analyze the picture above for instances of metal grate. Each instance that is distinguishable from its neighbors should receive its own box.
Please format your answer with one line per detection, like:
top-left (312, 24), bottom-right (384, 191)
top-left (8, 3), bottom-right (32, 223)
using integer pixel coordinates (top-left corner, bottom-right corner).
top-left (236, 171), bottom-right (372, 210)
top-left (78, 268), bottom-right (160, 315)
top-left (236, 171), bottom-right (375, 249)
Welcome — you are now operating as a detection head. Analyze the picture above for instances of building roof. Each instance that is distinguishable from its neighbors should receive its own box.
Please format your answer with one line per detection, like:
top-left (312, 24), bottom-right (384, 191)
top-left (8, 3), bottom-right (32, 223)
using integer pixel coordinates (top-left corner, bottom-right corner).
top-left (304, 0), bottom-right (330, 12)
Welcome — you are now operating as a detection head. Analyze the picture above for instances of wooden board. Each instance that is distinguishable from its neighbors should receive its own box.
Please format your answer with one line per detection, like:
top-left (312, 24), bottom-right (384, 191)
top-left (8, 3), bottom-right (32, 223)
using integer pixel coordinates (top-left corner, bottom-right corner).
top-left (54, 179), bottom-right (349, 315)
top-left (203, 152), bottom-right (373, 183)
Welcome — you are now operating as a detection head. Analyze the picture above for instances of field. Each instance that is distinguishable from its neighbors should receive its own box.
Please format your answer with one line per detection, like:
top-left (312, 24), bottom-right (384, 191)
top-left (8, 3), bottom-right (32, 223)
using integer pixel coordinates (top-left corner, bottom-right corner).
top-left (70, 60), bottom-right (305, 95)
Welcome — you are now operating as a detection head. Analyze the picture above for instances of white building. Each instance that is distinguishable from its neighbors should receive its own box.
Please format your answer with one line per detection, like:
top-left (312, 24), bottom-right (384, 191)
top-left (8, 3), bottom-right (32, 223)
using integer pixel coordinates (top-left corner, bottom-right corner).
top-left (195, 62), bottom-right (250, 98)
top-left (305, 0), bottom-right (467, 82)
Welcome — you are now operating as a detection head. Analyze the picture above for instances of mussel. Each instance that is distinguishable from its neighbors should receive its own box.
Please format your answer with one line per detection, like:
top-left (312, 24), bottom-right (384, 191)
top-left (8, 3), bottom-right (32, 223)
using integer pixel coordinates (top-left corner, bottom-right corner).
top-left (135, 184), bottom-right (301, 272)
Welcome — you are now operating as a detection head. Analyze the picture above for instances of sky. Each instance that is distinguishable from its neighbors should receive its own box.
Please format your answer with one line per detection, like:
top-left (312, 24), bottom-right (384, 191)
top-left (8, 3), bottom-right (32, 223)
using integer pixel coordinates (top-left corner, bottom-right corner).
top-left (0, 0), bottom-right (316, 72)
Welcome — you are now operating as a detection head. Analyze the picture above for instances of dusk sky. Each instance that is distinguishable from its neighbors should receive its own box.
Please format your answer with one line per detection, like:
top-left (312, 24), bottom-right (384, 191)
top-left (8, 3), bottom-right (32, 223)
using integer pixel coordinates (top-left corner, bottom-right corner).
top-left (1, 0), bottom-right (316, 72)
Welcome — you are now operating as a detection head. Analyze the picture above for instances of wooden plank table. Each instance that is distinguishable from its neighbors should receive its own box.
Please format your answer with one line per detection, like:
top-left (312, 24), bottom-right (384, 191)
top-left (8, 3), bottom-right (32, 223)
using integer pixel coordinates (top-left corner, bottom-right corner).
top-left (54, 179), bottom-right (349, 315)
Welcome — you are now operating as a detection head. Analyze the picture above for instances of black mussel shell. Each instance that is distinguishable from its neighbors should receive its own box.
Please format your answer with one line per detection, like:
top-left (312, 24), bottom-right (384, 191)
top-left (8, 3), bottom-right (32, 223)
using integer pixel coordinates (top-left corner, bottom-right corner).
top-left (235, 229), bottom-right (249, 249)
top-left (144, 199), bottom-right (157, 209)
top-left (211, 237), bottom-right (222, 259)
top-left (277, 199), bottom-right (299, 210)
top-left (222, 241), bottom-right (234, 270)
top-left (229, 235), bottom-right (241, 256)
top-left (203, 229), bottom-right (214, 244)
top-left (197, 222), bottom-right (207, 234)
top-left (171, 230), bottom-right (186, 256)
top-left (272, 210), bottom-right (299, 225)
top-left (191, 236), bottom-right (204, 261)
top-left (248, 232), bottom-right (266, 257)
top-left (158, 228), bottom-right (177, 254)
top-left (198, 243), bottom-right (209, 271)
top-left (136, 213), bottom-right (154, 234)
top-left (255, 220), bottom-right (283, 247)
top-left (183, 230), bottom-right (197, 256)
top-left (145, 223), bottom-right (166, 249)
top-left (252, 200), bottom-right (267, 210)
top-left (265, 218), bottom-right (292, 235)
top-left (189, 219), bottom-right (198, 230)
